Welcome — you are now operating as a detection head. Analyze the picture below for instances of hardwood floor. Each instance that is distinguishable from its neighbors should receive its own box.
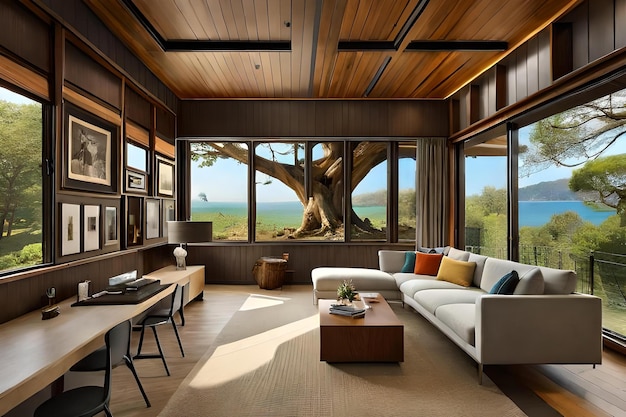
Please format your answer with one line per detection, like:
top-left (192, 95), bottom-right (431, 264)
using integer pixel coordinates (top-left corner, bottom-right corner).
top-left (96, 284), bottom-right (624, 417)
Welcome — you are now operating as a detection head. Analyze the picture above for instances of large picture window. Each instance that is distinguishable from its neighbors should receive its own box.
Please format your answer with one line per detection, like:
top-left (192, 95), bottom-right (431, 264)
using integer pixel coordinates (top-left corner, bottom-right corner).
top-left (187, 139), bottom-right (414, 243)
top-left (517, 88), bottom-right (626, 336)
top-left (0, 86), bottom-right (47, 274)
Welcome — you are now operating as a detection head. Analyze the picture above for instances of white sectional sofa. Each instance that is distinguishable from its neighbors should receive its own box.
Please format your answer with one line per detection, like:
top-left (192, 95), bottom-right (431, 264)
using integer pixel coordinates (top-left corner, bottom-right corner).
top-left (312, 248), bottom-right (603, 382)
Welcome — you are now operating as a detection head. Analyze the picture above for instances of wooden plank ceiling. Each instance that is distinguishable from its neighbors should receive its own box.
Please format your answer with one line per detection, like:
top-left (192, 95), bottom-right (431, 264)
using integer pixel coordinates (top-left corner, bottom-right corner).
top-left (84, 0), bottom-right (581, 100)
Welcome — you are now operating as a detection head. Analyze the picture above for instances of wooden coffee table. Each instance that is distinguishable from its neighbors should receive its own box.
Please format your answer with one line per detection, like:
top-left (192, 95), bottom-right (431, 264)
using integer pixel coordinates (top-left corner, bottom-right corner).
top-left (319, 295), bottom-right (404, 362)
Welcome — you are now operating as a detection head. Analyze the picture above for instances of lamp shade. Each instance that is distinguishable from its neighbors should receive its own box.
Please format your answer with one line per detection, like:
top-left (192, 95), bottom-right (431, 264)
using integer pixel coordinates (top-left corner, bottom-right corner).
top-left (167, 221), bottom-right (212, 244)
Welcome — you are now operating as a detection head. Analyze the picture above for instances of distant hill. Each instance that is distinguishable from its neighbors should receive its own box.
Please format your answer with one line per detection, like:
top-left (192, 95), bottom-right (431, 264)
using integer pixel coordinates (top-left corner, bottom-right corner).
top-left (518, 178), bottom-right (600, 201)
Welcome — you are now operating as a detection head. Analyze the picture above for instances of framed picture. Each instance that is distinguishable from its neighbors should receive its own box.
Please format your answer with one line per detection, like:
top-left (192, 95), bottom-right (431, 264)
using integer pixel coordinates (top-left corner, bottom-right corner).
top-left (104, 206), bottom-right (118, 246)
top-left (61, 203), bottom-right (81, 256)
top-left (83, 205), bottom-right (100, 251)
top-left (63, 102), bottom-right (119, 193)
top-left (125, 169), bottom-right (147, 194)
top-left (145, 198), bottom-right (160, 239)
top-left (162, 199), bottom-right (175, 238)
top-left (156, 156), bottom-right (175, 197)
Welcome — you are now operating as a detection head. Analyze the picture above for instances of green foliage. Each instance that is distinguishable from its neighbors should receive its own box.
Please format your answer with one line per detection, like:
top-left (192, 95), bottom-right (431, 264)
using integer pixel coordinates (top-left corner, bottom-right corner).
top-left (570, 154), bottom-right (626, 225)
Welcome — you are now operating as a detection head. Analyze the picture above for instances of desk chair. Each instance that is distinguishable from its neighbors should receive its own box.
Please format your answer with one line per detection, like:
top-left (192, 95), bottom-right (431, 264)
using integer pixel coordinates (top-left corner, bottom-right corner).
top-left (70, 319), bottom-right (150, 407)
top-left (134, 284), bottom-right (185, 376)
top-left (33, 320), bottom-right (127, 417)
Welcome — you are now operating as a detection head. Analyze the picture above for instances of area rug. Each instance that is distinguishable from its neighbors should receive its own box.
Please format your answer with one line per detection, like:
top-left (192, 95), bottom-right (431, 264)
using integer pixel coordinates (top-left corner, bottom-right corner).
top-left (160, 288), bottom-right (527, 417)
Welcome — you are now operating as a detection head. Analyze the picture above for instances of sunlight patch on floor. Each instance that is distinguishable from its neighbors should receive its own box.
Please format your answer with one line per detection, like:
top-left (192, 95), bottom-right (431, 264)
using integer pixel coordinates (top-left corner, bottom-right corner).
top-left (238, 294), bottom-right (290, 311)
top-left (189, 314), bottom-right (318, 388)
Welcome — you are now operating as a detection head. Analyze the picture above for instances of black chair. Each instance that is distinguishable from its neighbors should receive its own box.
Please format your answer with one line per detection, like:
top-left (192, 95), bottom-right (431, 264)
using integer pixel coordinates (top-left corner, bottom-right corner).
top-left (33, 320), bottom-right (128, 417)
top-left (134, 284), bottom-right (185, 376)
top-left (69, 319), bottom-right (151, 408)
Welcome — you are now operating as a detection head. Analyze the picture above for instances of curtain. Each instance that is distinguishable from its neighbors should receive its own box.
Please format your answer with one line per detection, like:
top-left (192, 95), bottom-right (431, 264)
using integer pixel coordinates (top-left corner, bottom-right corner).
top-left (415, 137), bottom-right (448, 248)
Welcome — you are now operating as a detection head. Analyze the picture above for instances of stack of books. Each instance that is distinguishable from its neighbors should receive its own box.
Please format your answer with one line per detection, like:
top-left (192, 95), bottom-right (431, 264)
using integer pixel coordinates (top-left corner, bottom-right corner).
top-left (329, 304), bottom-right (366, 318)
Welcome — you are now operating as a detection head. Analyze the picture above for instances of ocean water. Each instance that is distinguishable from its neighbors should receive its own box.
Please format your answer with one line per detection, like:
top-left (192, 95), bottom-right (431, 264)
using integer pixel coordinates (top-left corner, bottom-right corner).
top-left (191, 200), bottom-right (616, 228)
top-left (519, 201), bottom-right (615, 226)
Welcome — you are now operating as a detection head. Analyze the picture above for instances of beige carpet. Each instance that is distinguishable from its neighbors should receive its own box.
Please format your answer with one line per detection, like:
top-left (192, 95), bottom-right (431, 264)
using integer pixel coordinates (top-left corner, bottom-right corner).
top-left (160, 287), bottom-right (527, 417)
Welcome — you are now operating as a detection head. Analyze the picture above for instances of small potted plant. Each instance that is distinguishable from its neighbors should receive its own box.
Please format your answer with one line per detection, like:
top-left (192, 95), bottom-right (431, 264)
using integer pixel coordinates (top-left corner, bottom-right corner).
top-left (337, 279), bottom-right (356, 305)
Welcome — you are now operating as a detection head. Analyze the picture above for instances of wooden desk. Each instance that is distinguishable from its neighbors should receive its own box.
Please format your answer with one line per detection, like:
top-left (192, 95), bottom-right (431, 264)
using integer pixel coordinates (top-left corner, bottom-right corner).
top-left (0, 284), bottom-right (174, 416)
top-left (145, 265), bottom-right (205, 305)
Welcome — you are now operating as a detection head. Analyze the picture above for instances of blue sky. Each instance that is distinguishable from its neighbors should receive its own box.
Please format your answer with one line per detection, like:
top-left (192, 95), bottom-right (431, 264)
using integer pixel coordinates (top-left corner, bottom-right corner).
top-left (466, 123), bottom-right (626, 196)
top-left (191, 143), bottom-right (415, 202)
top-left (0, 87), bottom-right (35, 104)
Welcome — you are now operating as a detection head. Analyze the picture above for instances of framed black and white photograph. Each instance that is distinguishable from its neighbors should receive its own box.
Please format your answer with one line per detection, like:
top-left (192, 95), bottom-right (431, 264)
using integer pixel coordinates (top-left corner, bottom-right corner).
top-left (145, 198), bottom-right (160, 239)
top-left (61, 203), bottom-right (81, 256)
top-left (63, 102), bottom-right (119, 194)
top-left (125, 169), bottom-right (147, 194)
top-left (104, 206), bottom-right (118, 246)
top-left (156, 156), bottom-right (175, 197)
top-left (83, 205), bottom-right (100, 251)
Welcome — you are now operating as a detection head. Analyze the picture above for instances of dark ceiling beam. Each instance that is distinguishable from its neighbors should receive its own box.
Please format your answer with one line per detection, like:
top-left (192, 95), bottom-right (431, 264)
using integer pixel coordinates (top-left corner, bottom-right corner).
top-left (121, 0), bottom-right (290, 52)
top-left (406, 40), bottom-right (508, 51)
top-left (161, 40), bottom-right (291, 52)
top-left (393, 0), bottom-right (430, 49)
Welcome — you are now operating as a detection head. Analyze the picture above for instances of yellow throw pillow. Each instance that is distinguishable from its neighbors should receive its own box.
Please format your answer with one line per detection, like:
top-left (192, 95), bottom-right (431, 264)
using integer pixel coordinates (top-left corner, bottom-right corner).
top-left (436, 256), bottom-right (476, 287)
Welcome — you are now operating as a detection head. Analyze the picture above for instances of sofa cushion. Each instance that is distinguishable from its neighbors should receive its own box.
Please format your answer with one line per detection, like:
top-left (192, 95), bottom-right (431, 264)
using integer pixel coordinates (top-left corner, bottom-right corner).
top-left (489, 270), bottom-right (519, 294)
top-left (468, 253), bottom-right (488, 288)
top-left (311, 267), bottom-right (397, 291)
top-left (447, 247), bottom-right (471, 261)
top-left (436, 256), bottom-right (476, 287)
top-left (413, 289), bottom-right (483, 315)
top-left (400, 251), bottom-right (416, 272)
top-left (513, 268), bottom-right (545, 295)
top-left (399, 277), bottom-right (461, 298)
top-left (414, 252), bottom-right (444, 275)
top-left (480, 258), bottom-right (542, 293)
top-left (393, 272), bottom-right (425, 288)
top-left (435, 303), bottom-right (476, 346)
top-left (540, 266), bottom-right (577, 294)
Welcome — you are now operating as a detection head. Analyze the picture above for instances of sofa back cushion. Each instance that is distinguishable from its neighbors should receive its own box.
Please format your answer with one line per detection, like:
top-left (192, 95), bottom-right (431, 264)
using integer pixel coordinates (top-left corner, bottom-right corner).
top-left (447, 247), bottom-right (471, 261)
top-left (540, 266), bottom-right (577, 294)
top-left (378, 250), bottom-right (407, 273)
top-left (468, 253), bottom-right (488, 287)
top-left (481, 258), bottom-right (544, 294)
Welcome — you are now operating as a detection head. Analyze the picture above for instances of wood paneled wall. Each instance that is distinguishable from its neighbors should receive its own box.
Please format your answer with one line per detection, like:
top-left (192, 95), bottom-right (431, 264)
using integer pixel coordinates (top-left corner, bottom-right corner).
top-left (178, 100), bottom-right (449, 138)
top-left (452, 0), bottom-right (626, 135)
top-left (181, 243), bottom-right (414, 285)
top-left (35, 0), bottom-right (178, 112)
top-left (0, 0), bottom-right (50, 74)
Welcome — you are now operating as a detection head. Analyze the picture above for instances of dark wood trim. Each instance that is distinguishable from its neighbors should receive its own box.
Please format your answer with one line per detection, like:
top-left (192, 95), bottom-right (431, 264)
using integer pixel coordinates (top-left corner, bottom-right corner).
top-left (406, 40), bottom-right (508, 51)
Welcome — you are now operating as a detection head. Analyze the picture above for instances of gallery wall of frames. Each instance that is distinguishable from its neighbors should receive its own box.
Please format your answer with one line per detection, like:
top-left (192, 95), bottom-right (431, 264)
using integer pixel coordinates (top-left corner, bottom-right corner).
top-left (54, 37), bottom-right (177, 264)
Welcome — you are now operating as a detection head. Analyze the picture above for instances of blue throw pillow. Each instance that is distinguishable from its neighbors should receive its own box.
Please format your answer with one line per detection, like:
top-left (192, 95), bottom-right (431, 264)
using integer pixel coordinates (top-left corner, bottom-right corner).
top-left (489, 270), bottom-right (519, 294)
top-left (401, 251), bottom-right (416, 273)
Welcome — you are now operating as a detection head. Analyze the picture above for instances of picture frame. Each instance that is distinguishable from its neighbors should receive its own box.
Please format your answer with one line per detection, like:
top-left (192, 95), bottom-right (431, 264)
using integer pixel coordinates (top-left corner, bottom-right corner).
top-left (104, 206), bottom-right (118, 246)
top-left (162, 199), bottom-right (175, 238)
top-left (61, 203), bottom-right (81, 256)
top-left (125, 169), bottom-right (147, 194)
top-left (83, 205), bottom-right (100, 251)
top-left (63, 102), bottom-right (119, 194)
top-left (156, 156), bottom-right (175, 197)
top-left (145, 198), bottom-right (160, 239)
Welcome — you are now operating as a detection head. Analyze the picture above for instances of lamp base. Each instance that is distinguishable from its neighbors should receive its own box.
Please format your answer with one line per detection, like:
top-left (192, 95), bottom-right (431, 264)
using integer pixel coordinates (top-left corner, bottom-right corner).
top-left (173, 245), bottom-right (188, 270)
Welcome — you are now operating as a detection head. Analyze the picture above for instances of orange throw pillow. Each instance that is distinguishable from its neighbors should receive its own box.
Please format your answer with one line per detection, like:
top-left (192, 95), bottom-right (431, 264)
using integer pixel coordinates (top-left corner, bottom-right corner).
top-left (413, 252), bottom-right (444, 276)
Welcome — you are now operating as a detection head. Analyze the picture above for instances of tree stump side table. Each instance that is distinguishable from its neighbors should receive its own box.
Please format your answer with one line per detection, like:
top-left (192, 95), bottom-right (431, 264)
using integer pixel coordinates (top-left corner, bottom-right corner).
top-left (252, 257), bottom-right (288, 289)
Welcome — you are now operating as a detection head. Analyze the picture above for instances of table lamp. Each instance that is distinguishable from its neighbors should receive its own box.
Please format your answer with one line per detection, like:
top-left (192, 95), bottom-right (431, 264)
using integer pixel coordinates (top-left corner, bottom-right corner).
top-left (167, 221), bottom-right (212, 270)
